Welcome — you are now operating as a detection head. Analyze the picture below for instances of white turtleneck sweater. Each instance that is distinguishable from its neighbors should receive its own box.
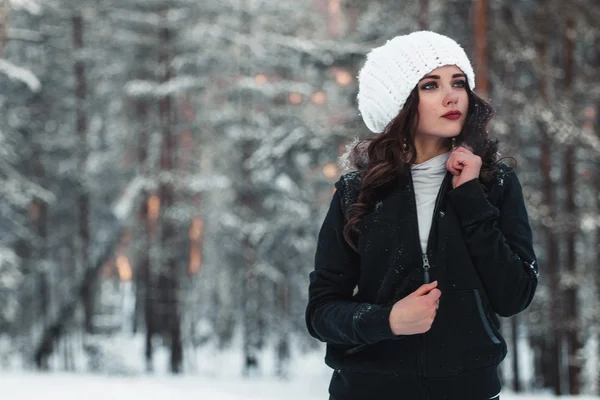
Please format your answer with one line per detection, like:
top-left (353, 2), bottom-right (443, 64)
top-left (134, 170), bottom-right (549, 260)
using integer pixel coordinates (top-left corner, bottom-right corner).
top-left (410, 152), bottom-right (451, 253)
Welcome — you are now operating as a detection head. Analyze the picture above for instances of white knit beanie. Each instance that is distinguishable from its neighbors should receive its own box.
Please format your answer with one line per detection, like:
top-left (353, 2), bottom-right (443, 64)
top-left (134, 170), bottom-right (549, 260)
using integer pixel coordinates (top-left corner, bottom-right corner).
top-left (357, 31), bottom-right (475, 133)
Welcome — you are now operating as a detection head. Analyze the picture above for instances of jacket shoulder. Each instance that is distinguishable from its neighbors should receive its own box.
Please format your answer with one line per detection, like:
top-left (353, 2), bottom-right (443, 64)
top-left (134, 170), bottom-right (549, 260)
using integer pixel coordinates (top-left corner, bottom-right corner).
top-left (334, 171), bottom-right (363, 215)
top-left (495, 162), bottom-right (518, 188)
top-left (484, 162), bottom-right (518, 204)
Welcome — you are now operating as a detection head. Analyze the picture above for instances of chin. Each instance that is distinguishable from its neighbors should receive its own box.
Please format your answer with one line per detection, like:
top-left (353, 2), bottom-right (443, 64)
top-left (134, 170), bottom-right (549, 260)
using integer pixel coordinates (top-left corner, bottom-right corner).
top-left (418, 130), bottom-right (462, 140)
top-left (437, 131), bottom-right (461, 138)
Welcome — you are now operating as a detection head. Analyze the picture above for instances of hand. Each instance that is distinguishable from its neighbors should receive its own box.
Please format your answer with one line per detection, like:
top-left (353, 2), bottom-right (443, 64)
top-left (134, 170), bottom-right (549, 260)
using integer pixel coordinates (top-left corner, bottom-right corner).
top-left (446, 146), bottom-right (482, 189)
top-left (389, 281), bottom-right (441, 335)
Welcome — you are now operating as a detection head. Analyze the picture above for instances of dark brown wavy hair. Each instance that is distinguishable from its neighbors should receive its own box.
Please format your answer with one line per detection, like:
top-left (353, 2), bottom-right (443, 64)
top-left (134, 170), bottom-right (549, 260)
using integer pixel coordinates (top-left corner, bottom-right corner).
top-left (343, 82), bottom-right (507, 251)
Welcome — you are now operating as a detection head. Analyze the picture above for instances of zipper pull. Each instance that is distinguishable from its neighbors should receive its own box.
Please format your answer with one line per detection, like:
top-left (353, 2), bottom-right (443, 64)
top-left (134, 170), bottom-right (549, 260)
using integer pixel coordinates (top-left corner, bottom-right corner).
top-left (422, 253), bottom-right (431, 283)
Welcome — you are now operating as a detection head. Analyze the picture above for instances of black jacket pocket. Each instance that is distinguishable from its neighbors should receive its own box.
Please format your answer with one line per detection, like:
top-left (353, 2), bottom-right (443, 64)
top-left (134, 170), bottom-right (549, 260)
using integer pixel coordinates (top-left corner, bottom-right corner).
top-left (473, 289), bottom-right (502, 345)
top-left (425, 289), bottom-right (506, 377)
top-left (326, 335), bottom-right (421, 376)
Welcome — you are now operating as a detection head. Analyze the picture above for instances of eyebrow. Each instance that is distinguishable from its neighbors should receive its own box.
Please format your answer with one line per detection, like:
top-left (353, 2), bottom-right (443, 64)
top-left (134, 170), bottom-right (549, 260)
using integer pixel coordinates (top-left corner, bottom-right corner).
top-left (419, 73), bottom-right (466, 82)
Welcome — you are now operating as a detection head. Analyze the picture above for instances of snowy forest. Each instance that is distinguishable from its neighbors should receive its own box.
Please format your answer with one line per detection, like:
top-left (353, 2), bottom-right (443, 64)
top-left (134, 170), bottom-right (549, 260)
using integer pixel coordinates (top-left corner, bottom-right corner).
top-left (0, 0), bottom-right (599, 398)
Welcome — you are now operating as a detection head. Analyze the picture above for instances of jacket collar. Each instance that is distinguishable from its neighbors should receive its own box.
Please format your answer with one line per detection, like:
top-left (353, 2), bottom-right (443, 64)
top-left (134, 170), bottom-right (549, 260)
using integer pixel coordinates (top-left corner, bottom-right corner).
top-left (338, 138), bottom-right (453, 189)
top-left (338, 138), bottom-right (369, 173)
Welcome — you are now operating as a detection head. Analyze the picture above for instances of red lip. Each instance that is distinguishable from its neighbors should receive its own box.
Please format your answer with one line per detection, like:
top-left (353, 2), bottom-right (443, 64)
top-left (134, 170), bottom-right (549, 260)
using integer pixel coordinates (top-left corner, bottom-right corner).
top-left (442, 110), bottom-right (462, 120)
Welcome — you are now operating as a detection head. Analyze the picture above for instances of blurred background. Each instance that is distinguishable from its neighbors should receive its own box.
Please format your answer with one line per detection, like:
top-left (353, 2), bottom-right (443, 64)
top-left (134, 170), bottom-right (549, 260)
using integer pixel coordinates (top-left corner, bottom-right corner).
top-left (0, 0), bottom-right (599, 398)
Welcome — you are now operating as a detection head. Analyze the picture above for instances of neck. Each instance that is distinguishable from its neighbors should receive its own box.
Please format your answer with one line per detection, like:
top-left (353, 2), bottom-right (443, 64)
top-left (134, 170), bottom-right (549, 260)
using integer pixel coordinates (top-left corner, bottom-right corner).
top-left (413, 137), bottom-right (452, 164)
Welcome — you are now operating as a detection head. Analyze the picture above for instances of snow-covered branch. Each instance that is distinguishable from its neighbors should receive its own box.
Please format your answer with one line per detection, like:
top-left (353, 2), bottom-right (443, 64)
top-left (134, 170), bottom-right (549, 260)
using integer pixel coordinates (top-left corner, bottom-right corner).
top-left (0, 59), bottom-right (41, 92)
top-left (112, 176), bottom-right (147, 221)
top-left (124, 76), bottom-right (208, 98)
top-left (8, 0), bottom-right (41, 15)
top-left (193, 22), bottom-right (373, 62)
top-left (6, 28), bottom-right (44, 43)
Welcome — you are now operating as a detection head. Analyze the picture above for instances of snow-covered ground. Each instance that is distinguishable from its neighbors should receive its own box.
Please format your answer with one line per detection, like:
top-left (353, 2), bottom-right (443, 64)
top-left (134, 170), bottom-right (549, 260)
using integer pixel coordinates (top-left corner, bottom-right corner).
top-left (2, 371), bottom-right (600, 400)
top-left (1, 333), bottom-right (598, 400)
top-left (0, 371), bottom-right (327, 400)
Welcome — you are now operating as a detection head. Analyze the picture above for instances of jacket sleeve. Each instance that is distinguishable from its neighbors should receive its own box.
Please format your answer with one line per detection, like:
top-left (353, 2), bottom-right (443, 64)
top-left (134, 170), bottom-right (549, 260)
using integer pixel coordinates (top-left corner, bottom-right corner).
top-left (305, 186), bottom-right (397, 345)
top-left (447, 167), bottom-right (538, 317)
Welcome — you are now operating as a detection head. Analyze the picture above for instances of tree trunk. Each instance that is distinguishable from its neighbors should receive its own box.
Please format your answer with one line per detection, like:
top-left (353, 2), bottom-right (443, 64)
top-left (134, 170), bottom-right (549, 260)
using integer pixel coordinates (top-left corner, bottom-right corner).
top-left (34, 220), bottom-right (123, 367)
top-left (132, 90), bottom-right (155, 371)
top-left (33, 174), bottom-right (145, 367)
top-left (133, 99), bottom-right (149, 337)
top-left (72, 11), bottom-right (93, 334)
top-left (242, 234), bottom-right (261, 377)
top-left (241, 209), bottom-right (262, 374)
top-left (239, 137), bottom-right (264, 376)
top-left (562, 13), bottom-right (581, 395)
top-left (510, 315), bottom-right (521, 392)
top-left (595, 107), bottom-right (600, 395)
top-left (587, 36), bottom-right (600, 394)
top-left (158, 15), bottom-right (182, 374)
top-left (473, 0), bottom-right (488, 98)
top-left (140, 193), bottom-right (155, 373)
top-left (535, 3), bottom-right (562, 393)
top-left (276, 280), bottom-right (291, 378)
top-left (541, 128), bottom-right (562, 395)
top-left (561, 13), bottom-right (581, 394)
top-left (235, 1), bottom-right (263, 376)
top-left (593, 36), bottom-right (600, 397)
top-left (419, 0), bottom-right (429, 30)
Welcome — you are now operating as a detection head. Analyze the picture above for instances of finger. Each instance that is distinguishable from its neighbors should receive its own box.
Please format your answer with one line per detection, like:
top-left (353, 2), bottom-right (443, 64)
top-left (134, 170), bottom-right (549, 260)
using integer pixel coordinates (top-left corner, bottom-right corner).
top-left (449, 168), bottom-right (460, 176)
top-left (454, 152), bottom-right (480, 168)
top-left (446, 156), bottom-right (460, 175)
top-left (454, 146), bottom-right (473, 155)
top-left (449, 161), bottom-right (464, 176)
top-left (451, 152), bottom-right (481, 174)
top-left (452, 150), bottom-right (468, 161)
top-left (426, 288), bottom-right (442, 302)
top-left (451, 150), bottom-right (468, 166)
top-left (452, 152), bottom-right (468, 168)
top-left (452, 159), bottom-right (465, 169)
top-left (409, 280), bottom-right (438, 297)
top-left (452, 149), bottom-right (472, 164)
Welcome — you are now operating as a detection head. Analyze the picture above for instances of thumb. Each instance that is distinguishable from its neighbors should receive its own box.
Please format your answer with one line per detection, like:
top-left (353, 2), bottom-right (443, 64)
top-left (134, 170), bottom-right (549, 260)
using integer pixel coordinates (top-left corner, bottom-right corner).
top-left (408, 281), bottom-right (438, 297)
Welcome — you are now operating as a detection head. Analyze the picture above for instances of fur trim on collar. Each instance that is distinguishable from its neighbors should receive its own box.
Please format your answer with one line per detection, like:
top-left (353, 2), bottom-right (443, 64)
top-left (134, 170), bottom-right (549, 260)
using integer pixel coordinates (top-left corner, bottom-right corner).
top-left (338, 138), bottom-right (370, 173)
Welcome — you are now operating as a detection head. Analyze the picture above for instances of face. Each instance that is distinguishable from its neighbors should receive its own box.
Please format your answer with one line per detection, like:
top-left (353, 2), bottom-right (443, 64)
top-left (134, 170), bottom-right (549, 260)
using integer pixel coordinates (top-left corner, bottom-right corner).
top-left (415, 65), bottom-right (469, 141)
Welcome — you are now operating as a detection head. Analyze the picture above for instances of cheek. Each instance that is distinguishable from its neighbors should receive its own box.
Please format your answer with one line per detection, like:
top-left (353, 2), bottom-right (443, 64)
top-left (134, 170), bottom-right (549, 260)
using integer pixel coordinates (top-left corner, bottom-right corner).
top-left (418, 102), bottom-right (437, 118)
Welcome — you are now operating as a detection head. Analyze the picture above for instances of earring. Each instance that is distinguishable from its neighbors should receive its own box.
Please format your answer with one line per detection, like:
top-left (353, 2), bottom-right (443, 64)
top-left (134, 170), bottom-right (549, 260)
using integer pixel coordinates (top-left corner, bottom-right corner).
top-left (451, 137), bottom-right (457, 150)
top-left (403, 138), bottom-right (408, 151)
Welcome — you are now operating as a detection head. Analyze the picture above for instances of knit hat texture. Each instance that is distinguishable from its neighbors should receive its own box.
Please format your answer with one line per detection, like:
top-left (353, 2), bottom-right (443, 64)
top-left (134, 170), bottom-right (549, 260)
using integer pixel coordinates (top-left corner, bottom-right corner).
top-left (357, 31), bottom-right (475, 133)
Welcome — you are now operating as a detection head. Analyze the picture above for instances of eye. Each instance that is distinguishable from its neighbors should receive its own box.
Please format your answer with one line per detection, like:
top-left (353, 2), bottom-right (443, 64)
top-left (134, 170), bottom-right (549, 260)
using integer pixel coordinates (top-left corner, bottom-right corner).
top-left (420, 81), bottom-right (437, 90)
top-left (453, 80), bottom-right (466, 88)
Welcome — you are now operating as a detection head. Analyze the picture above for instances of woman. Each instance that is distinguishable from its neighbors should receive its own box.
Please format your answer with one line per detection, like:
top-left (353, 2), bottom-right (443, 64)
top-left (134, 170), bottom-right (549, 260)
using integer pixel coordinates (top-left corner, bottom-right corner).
top-left (305, 31), bottom-right (538, 400)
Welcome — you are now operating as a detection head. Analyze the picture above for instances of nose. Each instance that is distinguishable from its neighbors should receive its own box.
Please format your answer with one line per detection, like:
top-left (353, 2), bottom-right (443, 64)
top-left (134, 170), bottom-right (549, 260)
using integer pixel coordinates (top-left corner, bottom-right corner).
top-left (443, 88), bottom-right (459, 107)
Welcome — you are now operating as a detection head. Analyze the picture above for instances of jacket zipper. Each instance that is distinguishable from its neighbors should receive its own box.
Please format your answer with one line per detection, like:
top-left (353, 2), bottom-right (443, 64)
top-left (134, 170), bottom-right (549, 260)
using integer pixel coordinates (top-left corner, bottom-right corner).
top-left (409, 171), bottom-right (450, 379)
top-left (422, 253), bottom-right (431, 284)
top-left (408, 171), bottom-right (450, 284)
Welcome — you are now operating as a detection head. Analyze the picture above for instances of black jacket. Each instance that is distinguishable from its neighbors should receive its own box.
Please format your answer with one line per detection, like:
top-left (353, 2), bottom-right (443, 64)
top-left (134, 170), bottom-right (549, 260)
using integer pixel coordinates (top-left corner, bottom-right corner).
top-left (306, 163), bottom-right (538, 400)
